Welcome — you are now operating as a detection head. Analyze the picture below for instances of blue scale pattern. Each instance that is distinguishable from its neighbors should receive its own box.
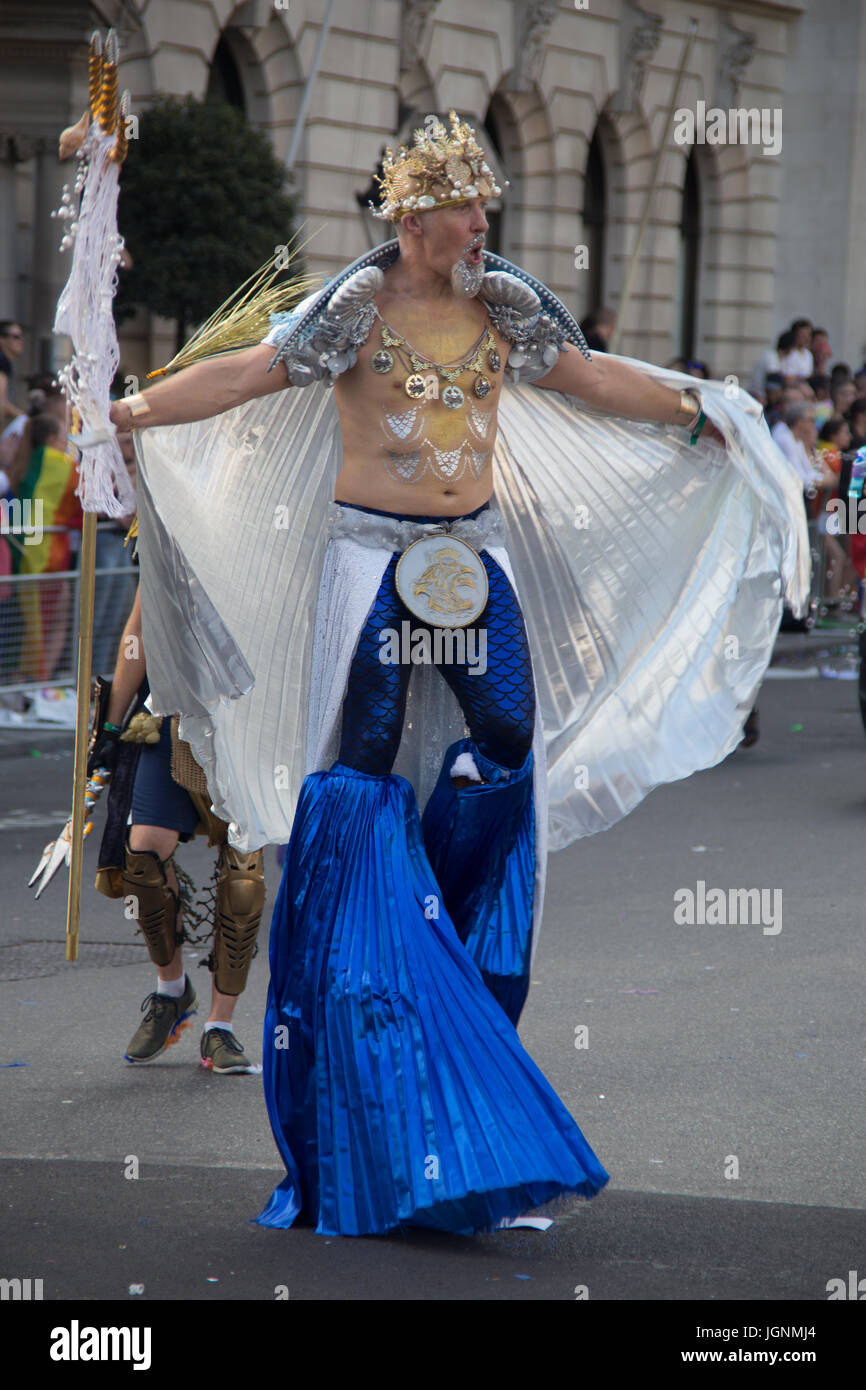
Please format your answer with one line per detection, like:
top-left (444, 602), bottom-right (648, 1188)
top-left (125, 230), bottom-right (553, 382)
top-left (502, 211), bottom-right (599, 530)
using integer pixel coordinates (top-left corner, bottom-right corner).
top-left (338, 548), bottom-right (536, 775)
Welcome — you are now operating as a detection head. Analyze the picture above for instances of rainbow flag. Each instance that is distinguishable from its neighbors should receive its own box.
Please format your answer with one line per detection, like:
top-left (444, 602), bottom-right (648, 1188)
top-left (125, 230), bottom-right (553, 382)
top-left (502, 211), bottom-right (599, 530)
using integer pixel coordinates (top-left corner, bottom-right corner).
top-left (14, 445), bottom-right (82, 681)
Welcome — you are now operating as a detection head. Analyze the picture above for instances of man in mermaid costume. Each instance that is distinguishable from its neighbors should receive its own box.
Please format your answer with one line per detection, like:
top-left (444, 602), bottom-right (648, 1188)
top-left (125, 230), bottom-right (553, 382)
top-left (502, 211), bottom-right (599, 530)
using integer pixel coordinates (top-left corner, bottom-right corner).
top-left (109, 112), bottom-right (808, 1236)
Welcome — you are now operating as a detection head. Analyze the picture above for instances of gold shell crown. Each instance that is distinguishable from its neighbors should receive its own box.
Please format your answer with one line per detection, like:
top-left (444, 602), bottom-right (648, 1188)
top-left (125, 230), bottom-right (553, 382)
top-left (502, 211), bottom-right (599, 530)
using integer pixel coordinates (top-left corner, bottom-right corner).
top-left (371, 110), bottom-right (504, 222)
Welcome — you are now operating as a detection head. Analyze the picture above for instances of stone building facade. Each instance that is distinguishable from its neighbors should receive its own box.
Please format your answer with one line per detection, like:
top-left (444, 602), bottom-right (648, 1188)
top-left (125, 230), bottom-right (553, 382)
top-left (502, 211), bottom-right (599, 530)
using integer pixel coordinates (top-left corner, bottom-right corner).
top-left (2, 0), bottom-right (865, 391)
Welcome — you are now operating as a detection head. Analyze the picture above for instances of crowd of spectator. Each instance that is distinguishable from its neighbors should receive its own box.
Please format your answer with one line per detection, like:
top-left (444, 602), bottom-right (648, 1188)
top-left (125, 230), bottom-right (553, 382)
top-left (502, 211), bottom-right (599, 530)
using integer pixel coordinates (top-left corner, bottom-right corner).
top-left (580, 305), bottom-right (864, 617)
top-left (747, 316), bottom-right (866, 612)
top-left (0, 320), bottom-right (136, 694)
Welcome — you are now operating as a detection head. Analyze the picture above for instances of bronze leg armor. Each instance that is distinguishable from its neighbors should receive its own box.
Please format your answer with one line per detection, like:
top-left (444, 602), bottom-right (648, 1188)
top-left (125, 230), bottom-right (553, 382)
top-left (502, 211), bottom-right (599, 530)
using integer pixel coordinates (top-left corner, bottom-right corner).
top-left (121, 837), bottom-right (182, 967)
top-left (211, 846), bottom-right (265, 996)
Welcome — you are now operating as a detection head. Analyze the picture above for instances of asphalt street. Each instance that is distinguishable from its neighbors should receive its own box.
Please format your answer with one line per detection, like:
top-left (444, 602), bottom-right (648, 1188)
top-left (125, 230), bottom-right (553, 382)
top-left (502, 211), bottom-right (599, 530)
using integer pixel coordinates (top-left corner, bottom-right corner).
top-left (1, 643), bottom-right (864, 1306)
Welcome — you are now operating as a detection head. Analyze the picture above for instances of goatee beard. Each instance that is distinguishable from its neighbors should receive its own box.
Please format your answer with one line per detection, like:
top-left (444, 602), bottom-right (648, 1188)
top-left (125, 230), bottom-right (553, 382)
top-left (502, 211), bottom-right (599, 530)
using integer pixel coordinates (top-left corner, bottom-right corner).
top-left (450, 255), bottom-right (485, 299)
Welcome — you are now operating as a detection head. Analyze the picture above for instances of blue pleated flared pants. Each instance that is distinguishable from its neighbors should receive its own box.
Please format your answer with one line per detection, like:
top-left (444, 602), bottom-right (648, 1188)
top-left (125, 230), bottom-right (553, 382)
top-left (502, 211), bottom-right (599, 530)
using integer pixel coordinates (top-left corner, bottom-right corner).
top-left (257, 762), bottom-right (609, 1236)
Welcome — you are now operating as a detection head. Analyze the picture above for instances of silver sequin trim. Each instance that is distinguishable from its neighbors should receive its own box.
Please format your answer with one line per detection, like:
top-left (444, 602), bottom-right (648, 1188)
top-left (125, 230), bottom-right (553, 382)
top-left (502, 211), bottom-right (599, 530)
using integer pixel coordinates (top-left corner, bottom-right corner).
top-left (326, 502), bottom-right (508, 552)
top-left (384, 449), bottom-right (423, 482)
top-left (383, 408), bottom-right (422, 442)
top-left (468, 402), bottom-right (494, 439)
top-left (383, 440), bottom-right (492, 484)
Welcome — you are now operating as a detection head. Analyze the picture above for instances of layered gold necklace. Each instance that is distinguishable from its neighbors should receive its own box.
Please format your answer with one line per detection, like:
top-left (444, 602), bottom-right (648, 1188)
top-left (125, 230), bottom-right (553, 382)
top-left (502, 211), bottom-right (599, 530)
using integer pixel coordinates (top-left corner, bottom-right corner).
top-left (370, 310), bottom-right (501, 408)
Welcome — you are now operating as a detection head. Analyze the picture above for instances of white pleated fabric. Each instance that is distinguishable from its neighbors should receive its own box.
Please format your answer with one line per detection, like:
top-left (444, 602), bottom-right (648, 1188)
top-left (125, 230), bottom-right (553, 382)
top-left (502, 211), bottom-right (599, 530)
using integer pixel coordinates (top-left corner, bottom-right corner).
top-left (134, 384), bottom-right (341, 846)
top-left (493, 359), bottom-right (809, 847)
top-left (134, 354), bottom-right (809, 876)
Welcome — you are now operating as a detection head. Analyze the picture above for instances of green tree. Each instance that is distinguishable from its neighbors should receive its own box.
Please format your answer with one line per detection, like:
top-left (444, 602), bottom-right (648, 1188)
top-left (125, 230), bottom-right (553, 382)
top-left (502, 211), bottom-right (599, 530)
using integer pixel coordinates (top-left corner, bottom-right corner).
top-left (115, 96), bottom-right (297, 351)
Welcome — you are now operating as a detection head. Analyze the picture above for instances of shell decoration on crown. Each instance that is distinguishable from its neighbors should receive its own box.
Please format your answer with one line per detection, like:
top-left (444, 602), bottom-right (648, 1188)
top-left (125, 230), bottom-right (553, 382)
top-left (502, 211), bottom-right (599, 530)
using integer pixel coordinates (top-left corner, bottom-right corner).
top-left (371, 110), bottom-right (504, 222)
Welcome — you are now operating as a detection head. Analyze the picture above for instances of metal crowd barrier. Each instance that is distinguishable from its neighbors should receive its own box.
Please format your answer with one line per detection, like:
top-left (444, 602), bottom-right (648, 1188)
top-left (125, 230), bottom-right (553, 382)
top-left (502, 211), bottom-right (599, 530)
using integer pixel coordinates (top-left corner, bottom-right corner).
top-left (807, 447), bottom-right (863, 621)
top-left (0, 522), bottom-right (137, 694)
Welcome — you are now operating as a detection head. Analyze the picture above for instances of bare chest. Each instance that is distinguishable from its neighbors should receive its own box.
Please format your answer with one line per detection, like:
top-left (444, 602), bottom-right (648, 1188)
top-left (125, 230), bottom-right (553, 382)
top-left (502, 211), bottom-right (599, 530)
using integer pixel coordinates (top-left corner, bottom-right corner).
top-left (337, 301), bottom-right (507, 439)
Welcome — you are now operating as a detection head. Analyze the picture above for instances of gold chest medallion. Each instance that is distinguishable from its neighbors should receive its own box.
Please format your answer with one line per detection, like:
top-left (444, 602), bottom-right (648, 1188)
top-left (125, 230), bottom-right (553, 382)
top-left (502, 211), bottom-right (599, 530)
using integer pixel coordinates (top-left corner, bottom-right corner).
top-left (404, 373), bottom-right (427, 399)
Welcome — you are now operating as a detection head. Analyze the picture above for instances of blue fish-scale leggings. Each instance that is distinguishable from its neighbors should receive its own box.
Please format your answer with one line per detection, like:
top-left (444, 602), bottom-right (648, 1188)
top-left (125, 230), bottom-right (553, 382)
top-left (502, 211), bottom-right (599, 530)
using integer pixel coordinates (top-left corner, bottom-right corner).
top-left (335, 501), bottom-right (536, 775)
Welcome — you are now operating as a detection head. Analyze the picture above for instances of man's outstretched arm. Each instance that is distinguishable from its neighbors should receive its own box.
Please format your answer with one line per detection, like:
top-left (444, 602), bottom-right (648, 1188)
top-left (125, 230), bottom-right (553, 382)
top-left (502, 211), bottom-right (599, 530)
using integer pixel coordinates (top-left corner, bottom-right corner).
top-left (109, 343), bottom-right (290, 432)
top-left (533, 344), bottom-right (701, 430)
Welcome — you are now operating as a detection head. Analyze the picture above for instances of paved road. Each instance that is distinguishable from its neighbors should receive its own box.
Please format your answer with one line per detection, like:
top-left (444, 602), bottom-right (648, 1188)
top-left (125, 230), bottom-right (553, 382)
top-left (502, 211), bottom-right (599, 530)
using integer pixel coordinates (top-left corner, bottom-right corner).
top-left (1, 658), bottom-right (864, 1304)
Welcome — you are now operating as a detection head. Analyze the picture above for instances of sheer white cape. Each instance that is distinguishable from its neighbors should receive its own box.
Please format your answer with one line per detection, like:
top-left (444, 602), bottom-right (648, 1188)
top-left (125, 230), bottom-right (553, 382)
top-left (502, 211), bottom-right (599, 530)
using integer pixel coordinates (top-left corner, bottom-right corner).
top-left (133, 358), bottom-right (809, 865)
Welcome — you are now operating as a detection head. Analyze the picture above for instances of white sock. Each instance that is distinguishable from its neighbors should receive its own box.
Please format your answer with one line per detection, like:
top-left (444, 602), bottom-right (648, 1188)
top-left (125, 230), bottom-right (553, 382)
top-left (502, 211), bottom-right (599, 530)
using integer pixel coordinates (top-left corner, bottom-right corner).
top-left (156, 974), bottom-right (185, 998)
top-left (450, 751), bottom-right (482, 782)
top-left (202, 1020), bottom-right (233, 1033)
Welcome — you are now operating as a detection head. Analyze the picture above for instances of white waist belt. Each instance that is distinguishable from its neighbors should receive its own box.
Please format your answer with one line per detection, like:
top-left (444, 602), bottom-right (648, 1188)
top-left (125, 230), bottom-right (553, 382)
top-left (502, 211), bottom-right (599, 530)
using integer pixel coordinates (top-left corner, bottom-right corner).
top-left (325, 500), bottom-right (508, 553)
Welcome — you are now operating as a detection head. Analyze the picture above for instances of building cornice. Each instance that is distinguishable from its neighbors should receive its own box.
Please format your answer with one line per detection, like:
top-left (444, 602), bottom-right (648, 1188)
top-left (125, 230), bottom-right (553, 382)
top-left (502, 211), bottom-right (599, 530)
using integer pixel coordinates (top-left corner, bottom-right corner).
top-left (680, 0), bottom-right (805, 18)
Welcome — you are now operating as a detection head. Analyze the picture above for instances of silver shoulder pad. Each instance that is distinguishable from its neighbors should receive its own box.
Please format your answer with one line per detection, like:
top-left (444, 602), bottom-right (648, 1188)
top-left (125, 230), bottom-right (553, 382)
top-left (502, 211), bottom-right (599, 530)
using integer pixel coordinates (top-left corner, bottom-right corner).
top-left (268, 266), bottom-right (384, 387)
top-left (480, 271), bottom-right (567, 385)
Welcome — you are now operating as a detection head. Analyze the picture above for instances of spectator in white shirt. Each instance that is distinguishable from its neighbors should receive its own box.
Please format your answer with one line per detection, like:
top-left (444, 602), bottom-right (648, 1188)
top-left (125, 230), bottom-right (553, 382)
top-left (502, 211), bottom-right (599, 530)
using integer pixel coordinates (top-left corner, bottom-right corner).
top-left (771, 402), bottom-right (821, 489)
top-left (0, 380), bottom-right (68, 480)
top-left (750, 330), bottom-right (793, 399)
top-left (778, 319), bottom-right (814, 382)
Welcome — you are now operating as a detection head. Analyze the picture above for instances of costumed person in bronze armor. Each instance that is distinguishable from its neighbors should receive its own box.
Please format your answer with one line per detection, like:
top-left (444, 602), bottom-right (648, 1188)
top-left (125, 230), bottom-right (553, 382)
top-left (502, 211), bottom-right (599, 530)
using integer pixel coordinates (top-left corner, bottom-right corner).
top-left (90, 586), bottom-right (265, 1073)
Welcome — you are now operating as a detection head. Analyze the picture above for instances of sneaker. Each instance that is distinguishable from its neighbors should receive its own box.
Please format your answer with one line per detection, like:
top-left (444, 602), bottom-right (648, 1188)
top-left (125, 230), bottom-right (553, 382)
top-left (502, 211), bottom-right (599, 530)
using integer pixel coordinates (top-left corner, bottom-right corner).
top-left (199, 1027), bottom-right (261, 1074)
top-left (124, 976), bottom-right (198, 1063)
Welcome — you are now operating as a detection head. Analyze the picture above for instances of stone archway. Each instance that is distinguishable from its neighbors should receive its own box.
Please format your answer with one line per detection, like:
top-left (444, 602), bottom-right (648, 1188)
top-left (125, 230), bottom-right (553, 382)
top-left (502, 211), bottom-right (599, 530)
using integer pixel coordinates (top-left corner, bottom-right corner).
top-left (592, 101), bottom-right (654, 354)
top-left (701, 141), bottom-right (768, 378)
top-left (482, 91), bottom-right (520, 262)
top-left (482, 84), bottom-right (557, 290)
top-left (399, 60), bottom-right (437, 122)
top-left (676, 139), bottom-right (724, 371)
top-left (576, 110), bottom-right (628, 325)
top-left (116, 0), bottom-right (304, 374)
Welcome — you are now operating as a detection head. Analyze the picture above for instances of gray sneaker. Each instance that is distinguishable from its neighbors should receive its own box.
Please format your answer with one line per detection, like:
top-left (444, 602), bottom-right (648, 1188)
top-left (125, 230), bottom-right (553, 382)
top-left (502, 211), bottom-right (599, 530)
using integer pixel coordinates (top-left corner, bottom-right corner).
top-left (199, 1027), bottom-right (261, 1074)
top-left (124, 976), bottom-right (198, 1063)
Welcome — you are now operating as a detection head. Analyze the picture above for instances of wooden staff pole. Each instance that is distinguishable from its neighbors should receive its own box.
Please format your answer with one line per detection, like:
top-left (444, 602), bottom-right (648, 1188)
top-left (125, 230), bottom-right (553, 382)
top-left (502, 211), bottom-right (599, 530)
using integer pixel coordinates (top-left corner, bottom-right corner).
top-left (65, 505), bottom-right (97, 961)
top-left (61, 28), bottom-right (126, 961)
top-left (608, 17), bottom-right (698, 356)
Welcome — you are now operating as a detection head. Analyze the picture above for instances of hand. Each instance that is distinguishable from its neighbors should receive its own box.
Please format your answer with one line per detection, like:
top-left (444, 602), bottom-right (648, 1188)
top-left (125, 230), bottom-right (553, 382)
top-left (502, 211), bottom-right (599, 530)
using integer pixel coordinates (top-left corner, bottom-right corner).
top-left (109, 400), bottom-right (131, 430)
top-left (684, 401), bottom-right (725, 449)
top-left (86, 725), bottom-right (120, 777)
top-left (702, 419), bottom-right (726, 447)
top-left (69, 421), bottom-right (117, 449)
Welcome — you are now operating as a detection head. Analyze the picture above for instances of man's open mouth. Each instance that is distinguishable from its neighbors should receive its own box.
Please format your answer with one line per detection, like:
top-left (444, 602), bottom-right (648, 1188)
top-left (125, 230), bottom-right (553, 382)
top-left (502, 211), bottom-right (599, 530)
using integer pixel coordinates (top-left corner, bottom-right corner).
top-left (465, 237), bottom-right (484, 265)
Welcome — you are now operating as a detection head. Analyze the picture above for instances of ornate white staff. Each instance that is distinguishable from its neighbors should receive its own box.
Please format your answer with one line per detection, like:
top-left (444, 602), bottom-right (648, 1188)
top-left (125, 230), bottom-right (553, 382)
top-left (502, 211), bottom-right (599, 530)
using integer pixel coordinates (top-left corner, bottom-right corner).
top-left (52, 29), bottom-right (133, 960)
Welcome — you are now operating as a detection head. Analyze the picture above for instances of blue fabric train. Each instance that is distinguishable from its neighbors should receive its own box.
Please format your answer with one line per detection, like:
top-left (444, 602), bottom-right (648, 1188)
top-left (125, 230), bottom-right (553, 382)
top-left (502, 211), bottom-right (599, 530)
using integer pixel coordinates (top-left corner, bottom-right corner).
top-left (422, 738), bottom-right (536, 1026)
top-left (257, 762), bottom-right (609, 1236)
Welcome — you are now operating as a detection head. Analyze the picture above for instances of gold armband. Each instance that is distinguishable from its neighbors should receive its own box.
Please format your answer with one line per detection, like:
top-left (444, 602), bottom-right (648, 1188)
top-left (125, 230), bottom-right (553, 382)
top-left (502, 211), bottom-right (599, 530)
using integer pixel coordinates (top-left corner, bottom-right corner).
top-left (126, 392), bottom-right (152, 419)
top-left (676, 389), bottom-right (701, 427)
